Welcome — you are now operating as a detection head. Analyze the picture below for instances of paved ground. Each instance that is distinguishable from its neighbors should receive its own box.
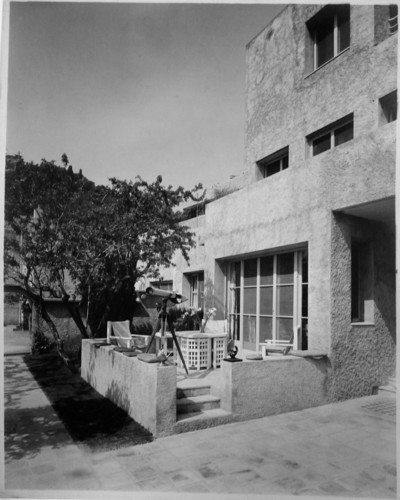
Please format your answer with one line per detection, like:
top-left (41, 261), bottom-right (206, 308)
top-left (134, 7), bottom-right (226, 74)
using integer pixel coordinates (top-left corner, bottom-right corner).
top-left (3, 325), bottom-right (31, 356)
top-left (2, 326), bottom-right (397, 498)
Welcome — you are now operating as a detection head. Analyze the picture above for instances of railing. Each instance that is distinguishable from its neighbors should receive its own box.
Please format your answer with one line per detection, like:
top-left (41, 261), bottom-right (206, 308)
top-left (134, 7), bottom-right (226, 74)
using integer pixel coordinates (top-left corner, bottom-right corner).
top-left (389, 15), bottom-right (398, 35)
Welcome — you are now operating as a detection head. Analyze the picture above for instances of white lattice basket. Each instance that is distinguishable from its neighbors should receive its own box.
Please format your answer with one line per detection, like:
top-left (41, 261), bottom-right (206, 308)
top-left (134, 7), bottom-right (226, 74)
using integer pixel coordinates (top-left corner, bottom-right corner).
top-left (212, 338), bottom-right (227, 368)
top-left (177, 336), bottom-right (211, 371)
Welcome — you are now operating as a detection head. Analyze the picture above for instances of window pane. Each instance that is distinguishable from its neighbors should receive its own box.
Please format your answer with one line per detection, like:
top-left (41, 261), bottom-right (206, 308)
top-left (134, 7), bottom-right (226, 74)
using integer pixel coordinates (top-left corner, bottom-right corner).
top-left (276, 285), bottom-right (294, 317)
top-left (260, 286), bottom-right (273, 315)
top-left (243, 287), bottom-right (257, 315)
top-left (302, 284), bottom-right (308, 317)
top-left (234, 288), bottom-right (241, 313)
top-left (282, 155), bottom-right (289, 170)
top-left (243, 316), bottom-right (256, 349)
top-left (260, 316), bottom-right (273, 341)
top-left (243, 259), bottom-right (257, 286)
top-left (334, 121), bottom-right (353, 146)
top-left (265, 159), bottom-right (281, 177)
top-left (302, 251), bottom-right (308, 283)
top-left (301, 319), bottom-right (308, 350)
top-left (260, 256), bottom-right (273, 285)
top-left (316, 22), bottom-right (334, 67)
top-left (277, 253), bottom-right (294, 284)
top-left (234, 262), bottom-right (241, 287)
top-left (313, 132), bottom-right (331, 156)
top-left (380, 91), bottom-right (397, 124)
top-left (230, 314), bottom-right (240, 342)
top-left (338, 9), bottom-right (350, 52)
top-left (276, 318), bottom-right (293, 342)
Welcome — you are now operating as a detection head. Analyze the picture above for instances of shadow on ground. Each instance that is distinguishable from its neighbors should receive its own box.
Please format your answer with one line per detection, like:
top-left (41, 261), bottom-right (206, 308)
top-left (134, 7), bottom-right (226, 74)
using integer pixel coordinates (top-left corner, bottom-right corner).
top-left (5, 354), bottom-right (153, 460)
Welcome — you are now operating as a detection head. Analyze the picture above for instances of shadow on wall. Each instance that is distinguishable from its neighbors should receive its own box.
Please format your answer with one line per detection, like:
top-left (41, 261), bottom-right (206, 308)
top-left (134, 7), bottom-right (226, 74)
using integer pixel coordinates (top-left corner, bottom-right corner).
top-left (22, 353), bottom-right (153, 453)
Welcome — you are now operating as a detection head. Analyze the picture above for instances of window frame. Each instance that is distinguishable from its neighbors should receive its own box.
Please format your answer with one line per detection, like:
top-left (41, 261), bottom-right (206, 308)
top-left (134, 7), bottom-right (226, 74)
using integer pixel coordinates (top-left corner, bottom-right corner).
top-left (351, 241), bottom-right (374, 325)
top-left (308, 114), bottom-right (354, 157)
top-left (228, 249), bottom-right (308, 352)
top-left (307, 4), bottom-right (350, 72)
top-left (185, 271), bottom-right (204, 310)
top-left (257, 146), bottom-right (289, 179)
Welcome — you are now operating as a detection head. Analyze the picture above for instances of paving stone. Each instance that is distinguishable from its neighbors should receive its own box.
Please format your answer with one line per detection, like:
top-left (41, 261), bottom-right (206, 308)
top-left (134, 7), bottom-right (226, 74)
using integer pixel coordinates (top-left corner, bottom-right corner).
top-left (198, 464), bottom-right (223, 479)
top-left (169, 469), bottom-right (202, 485)
top-left (318, 479), bottom-right (353, 495)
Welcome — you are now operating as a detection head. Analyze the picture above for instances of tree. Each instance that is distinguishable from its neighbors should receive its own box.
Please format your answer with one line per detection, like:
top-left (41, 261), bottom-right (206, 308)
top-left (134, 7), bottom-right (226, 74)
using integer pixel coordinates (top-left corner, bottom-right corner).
top-left (4, 154), bottom-right (204, 366)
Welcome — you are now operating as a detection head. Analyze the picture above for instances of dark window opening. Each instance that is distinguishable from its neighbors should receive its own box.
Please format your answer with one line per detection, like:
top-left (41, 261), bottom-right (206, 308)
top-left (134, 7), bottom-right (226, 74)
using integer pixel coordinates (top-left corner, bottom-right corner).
top-left (307, 5), bottom-right (350, 71)
top-left (257, 147), bottom-right (289, 179)
top-left (379, 90), bottom-right (397, 125)
top-left (308, 114), bottom-right (354, 157)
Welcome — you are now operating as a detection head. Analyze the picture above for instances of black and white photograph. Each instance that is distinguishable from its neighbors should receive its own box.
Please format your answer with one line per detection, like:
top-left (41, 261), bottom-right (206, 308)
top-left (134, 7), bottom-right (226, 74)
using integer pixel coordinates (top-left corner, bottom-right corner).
top-left (1, 1), bottom-right (397, 498)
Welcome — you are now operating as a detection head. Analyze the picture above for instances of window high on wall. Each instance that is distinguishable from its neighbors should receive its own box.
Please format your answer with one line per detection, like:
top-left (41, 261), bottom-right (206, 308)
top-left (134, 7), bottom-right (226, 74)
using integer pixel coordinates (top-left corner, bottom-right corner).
top-left (257, 147), bottom-right (289, 179)
top-left (307, 114), bottom-right (354, 157)
top-left (307, 4), bottom-right (350, 71)
top-left (379, 90), bottom-right (397, 125)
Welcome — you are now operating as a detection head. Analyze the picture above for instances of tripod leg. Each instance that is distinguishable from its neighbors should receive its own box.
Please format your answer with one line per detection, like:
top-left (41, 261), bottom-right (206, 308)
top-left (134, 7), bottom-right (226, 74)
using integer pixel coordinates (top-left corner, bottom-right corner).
top-left (145, 318), bottom-right (161, 353)
top-left (170, 329), bottom-right (189, 375)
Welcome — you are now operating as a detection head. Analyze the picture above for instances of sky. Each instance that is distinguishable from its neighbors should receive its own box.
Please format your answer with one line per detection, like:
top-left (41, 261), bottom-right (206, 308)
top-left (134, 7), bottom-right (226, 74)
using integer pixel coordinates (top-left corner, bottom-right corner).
top-left (6, 1), bottom-right (285, 191)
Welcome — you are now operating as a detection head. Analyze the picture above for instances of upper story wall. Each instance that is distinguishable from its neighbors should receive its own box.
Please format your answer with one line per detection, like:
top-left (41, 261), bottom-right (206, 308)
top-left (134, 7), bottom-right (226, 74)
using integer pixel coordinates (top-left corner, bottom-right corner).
top-left (245, 4), bottom-right (397, 206)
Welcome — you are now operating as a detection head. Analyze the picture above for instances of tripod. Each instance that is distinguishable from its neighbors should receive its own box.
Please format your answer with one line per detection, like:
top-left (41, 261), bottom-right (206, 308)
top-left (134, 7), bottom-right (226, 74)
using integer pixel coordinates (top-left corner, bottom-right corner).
top-left (145, 298), bottom-right (189, 375)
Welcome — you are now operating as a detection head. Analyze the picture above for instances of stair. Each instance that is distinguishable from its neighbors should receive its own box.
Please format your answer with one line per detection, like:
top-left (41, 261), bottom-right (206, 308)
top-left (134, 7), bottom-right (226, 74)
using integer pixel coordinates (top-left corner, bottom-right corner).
top-left (175, 381), bottom-right (232, 432)
top-left (378, 376), bottom-right (397, 398)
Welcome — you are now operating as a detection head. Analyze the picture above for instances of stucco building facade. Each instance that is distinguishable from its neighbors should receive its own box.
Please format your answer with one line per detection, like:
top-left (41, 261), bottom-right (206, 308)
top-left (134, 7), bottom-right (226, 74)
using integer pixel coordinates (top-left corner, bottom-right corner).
top-left (156, 4), bottom-right (397, 401)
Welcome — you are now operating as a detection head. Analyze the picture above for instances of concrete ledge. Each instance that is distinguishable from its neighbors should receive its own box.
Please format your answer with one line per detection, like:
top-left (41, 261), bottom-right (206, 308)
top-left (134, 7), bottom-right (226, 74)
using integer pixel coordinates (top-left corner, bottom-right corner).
top-left (217, 355), bottom-right (332, 420)
top-left (81, 339), bottom-right (177, 437)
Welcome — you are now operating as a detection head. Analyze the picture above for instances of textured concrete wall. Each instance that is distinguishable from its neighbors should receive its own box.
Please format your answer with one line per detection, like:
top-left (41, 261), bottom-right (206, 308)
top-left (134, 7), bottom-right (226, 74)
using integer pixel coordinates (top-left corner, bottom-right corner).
top-left (330, 213), bottom-right (396, 399)
top-left (158, 5), bottom-right (396, 400)
top-left (217, 356), bottom-right (332, 419)
top-left (81, 340), bottom-right (177, 436)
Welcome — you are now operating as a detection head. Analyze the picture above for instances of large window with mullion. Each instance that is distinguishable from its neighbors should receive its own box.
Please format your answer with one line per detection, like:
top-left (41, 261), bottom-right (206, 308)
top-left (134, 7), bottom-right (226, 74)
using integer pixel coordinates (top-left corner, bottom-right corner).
top-left (228, 250), bottom-right (308, 351)
top-left (308, 4), bottom-right (350, 71)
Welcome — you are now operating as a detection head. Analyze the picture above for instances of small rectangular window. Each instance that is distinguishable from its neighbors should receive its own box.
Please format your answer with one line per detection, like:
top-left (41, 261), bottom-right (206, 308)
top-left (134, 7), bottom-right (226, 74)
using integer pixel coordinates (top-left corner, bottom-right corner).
top-left (308, 114), bottom-right (353, 157)
top-left (379, 90), bottom-right (397, 125)
top-left (313, 132), bottom-right (331, 156)
top-left (351, 241), bottom-right (374, 324)
top-left (257, 146), bottom-right (289, 179)
top-left (334, 121), bottom-right (354, 146)
top-left (307, 5), bottom-right (350, 71)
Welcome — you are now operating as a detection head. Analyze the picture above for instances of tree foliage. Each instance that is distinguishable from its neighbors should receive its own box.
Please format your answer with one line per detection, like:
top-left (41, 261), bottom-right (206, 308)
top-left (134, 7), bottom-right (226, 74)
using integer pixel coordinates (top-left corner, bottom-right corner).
top-left (4, 154), bottom-right (204, 360)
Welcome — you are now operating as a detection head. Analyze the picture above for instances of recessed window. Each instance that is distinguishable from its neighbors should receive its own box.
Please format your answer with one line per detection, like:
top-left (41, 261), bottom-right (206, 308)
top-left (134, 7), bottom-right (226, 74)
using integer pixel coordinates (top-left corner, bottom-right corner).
top-left (308, 114), bottom-right (354, 157)
top-left (379, 91), bottom-right (397, 125)
top-left (257, 147), bottom-right (289, 178)
top-left (307, 5), bottom-right (350, 71)
top-left (351, 241), bottom-right (374, 324)
top-left (228, 250), bottom-right (308, 351)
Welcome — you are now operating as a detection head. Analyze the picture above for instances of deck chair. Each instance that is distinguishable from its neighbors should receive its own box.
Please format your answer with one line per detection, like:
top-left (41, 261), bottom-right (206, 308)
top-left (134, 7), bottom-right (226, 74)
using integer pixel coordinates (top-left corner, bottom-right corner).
top-left (260, 327), bottom-right (298, 357)
top-left (107, 320), bottom-right (134, 348)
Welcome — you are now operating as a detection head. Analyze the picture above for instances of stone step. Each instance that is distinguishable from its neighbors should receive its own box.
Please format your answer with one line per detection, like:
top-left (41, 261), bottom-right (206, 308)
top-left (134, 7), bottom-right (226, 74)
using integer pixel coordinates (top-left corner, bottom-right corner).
top-left (175, 408), bottom-right (233, 433)
top-left (176, 394), bottom-right (221, 414)
top-left (176, 384), bottom-right (211, 399)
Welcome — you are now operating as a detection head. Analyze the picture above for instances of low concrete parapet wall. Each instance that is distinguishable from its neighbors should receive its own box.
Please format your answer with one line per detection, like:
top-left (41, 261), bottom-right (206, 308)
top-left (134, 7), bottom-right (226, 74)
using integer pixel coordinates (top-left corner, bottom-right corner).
top-left (81, 340), bottom-right (177, 437)
top-left (216, 355), bottom-right (332, 420)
